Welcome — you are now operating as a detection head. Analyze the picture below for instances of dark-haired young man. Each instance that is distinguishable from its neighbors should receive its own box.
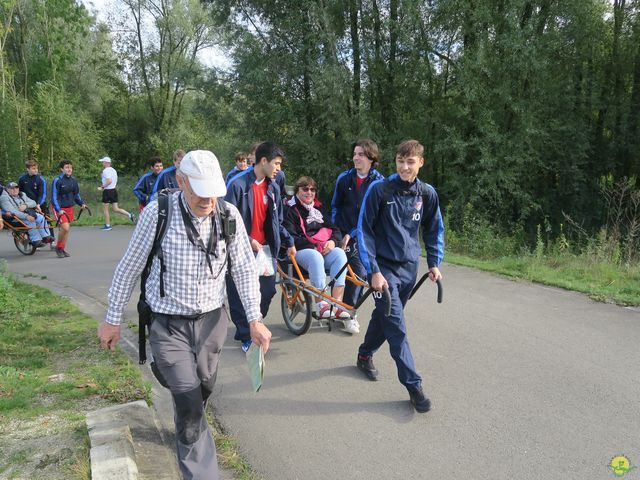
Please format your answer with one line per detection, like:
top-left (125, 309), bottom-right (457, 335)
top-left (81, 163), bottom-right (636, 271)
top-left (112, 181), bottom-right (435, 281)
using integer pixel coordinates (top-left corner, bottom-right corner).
top-left (355, 139), bottom-right (444, 413)
top-left (133, 156), bottom-right (164, 211)
top-left (51, 160), bottom-right (87, 258)
top-left (225, 141), bottom-right (296, 351)
top-left (330, 139), bottom-right (384, 333)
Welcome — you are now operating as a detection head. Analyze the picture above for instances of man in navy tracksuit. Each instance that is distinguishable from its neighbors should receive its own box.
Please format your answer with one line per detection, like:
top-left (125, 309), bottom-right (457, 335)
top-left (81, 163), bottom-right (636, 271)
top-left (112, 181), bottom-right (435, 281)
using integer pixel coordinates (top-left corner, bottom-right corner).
top-left (150, 149), bottom-right (184, 198)
top-left (18, 159), bottom-right (52, 236)
top-left (225, 141), bottom-right (296, 351)
top-left (18, 160), bottom-right (48, 212)
top-left (51, 160), bottom-right (87, 258)
top-left (356, 139), bottom-right (444, 413)
top-left (133, 156), bottom-right (163, 210)
top-left (331, 139), bottom-right (384, 327)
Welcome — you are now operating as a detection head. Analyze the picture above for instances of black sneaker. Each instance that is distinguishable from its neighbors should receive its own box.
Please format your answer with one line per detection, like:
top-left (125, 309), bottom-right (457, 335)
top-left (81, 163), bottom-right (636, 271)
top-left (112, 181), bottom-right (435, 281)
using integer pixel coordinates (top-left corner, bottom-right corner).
top-left (31, 240), bottom-right (43, 249)
top-left (357, 354), bottom-right (378, 381)
top-left (55, 248), bottom-right (66, 258)
top-left (408, 387), bottom-right (431, 413)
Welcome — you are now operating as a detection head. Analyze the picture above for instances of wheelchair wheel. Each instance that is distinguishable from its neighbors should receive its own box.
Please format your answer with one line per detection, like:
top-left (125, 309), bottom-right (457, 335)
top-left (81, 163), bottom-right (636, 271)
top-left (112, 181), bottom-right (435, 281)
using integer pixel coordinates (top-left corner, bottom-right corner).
top-left (13, 232), bottom-right (36, 255)
top-left (281, 283), bottom-right (313, 335)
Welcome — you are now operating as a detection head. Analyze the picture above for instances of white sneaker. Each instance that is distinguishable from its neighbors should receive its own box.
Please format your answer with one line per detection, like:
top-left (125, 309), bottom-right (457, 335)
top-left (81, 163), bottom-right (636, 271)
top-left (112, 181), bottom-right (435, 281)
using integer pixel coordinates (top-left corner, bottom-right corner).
top-left (341, 317), bottom-right (360, 334)
top-left (336, 309), bottom-right (351, 319)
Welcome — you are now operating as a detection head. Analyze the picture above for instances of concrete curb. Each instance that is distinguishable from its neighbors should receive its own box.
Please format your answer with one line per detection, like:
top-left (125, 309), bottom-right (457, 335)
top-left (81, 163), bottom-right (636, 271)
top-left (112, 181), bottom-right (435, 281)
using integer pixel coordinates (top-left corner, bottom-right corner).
top-left (87, 402), bottom-right (141, 480)
top-left (87, 400), bottom-right (182, 480)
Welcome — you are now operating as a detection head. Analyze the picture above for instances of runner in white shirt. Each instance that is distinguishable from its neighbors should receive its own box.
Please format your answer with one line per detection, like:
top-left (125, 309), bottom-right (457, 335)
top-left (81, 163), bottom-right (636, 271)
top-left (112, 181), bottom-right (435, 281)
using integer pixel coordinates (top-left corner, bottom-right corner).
top-left (98, 157), bottom-right (136, 230)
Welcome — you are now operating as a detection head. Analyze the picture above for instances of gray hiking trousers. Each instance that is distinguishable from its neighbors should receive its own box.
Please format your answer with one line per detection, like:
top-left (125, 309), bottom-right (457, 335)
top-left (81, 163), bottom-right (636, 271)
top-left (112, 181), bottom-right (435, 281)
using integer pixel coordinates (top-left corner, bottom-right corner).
top-left (149, 308), bottom-right (228, 480)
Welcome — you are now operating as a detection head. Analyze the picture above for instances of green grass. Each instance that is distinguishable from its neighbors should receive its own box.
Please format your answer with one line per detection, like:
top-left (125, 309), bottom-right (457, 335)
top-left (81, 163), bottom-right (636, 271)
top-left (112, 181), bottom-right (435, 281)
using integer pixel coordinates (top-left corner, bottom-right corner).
top-left (0, 264), bottom-right (150, 479)
top-left (446, 251), bottom-right (640, 306)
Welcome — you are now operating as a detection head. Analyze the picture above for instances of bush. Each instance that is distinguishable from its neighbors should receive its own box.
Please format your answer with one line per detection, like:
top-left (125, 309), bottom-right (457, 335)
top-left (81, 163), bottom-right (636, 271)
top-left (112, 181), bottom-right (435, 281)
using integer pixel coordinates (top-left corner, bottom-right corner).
top-left (445, 203), bottom-right (521, 259)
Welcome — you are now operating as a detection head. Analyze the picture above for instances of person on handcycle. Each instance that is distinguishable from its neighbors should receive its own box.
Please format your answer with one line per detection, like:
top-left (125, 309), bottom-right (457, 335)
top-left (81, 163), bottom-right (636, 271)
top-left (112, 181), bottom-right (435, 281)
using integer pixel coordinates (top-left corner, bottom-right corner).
top-left (0, 182), bottom-right (54, 248)
top-left (283, 176), bottom-right (359, 334)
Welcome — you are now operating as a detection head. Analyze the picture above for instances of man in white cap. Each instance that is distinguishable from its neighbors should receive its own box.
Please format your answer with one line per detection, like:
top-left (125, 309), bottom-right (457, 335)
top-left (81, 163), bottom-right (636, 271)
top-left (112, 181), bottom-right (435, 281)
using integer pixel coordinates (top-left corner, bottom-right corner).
top-left (98, 156), bottom-right (136, 230)
top-left (98, 150), bottom-right (269, 480)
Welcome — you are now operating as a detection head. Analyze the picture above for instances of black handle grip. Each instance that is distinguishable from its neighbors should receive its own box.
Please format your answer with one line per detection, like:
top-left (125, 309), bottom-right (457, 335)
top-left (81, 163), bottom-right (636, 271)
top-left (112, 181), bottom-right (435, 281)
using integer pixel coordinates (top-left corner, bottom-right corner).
top-left (409, 274), bottom-right (444, 303)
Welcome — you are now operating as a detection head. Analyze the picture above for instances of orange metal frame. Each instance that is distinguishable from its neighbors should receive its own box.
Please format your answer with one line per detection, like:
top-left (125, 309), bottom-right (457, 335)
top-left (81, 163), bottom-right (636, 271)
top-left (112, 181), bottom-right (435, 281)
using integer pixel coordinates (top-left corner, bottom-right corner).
top-left (277, 253), bottom-right (369, 316)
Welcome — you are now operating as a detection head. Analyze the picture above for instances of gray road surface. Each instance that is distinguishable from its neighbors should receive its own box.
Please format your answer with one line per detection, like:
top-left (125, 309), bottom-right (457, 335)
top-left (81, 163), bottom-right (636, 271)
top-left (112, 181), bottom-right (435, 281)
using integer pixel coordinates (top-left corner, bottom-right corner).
top-left (2, 226), bottom-right (639, 480)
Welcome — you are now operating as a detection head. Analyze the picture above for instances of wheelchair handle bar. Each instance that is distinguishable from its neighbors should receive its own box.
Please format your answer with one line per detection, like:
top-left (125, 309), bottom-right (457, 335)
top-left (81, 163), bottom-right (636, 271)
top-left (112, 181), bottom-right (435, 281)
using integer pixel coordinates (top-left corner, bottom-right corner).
top-left (76, 206), bottom-right (92, 220)
top-left (409, 274), bottom-right (443, 303)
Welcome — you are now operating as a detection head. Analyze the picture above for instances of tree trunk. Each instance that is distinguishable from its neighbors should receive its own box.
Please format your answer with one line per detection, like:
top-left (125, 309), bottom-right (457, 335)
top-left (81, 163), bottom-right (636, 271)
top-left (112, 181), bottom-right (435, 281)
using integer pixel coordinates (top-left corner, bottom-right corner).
top-left (349, 0), bottom-right (360, 124)
top-left (385, 0), bottom-right (397, 132)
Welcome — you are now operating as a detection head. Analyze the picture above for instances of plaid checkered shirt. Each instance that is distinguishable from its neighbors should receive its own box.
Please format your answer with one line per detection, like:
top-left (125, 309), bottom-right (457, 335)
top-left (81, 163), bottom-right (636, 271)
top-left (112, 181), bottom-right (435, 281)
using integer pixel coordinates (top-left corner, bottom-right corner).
top-left (105, 191), bottom-right (261, 325)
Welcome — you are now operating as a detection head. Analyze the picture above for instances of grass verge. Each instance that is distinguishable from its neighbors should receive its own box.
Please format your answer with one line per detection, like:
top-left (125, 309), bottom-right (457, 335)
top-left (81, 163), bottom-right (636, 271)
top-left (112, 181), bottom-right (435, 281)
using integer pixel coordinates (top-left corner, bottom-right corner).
top-left (446, 251), bottom-right (640, 306)
top-left (207, 410), bottom-right (260, 480)
top-left (0, 265), bottom-right (150, 479)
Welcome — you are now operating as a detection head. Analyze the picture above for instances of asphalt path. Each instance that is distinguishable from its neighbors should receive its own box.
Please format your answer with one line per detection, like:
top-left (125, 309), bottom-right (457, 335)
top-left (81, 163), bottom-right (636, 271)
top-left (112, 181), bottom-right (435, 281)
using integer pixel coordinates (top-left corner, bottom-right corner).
top-left (2, 226), bottom-right (639, 480)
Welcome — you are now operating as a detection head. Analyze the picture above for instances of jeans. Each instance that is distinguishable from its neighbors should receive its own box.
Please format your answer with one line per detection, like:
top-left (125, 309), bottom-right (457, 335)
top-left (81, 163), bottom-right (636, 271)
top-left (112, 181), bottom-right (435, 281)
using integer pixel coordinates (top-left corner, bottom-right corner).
top-left (295, 247), bottom-right (348, 290)
top-left (24, 213), bottom-right (49, 243)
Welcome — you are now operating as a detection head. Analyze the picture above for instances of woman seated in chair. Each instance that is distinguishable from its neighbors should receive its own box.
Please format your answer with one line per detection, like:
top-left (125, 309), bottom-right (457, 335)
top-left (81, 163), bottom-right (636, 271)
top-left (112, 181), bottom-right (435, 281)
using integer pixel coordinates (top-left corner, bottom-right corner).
top-left (283, 176), bottom-right (359, 334)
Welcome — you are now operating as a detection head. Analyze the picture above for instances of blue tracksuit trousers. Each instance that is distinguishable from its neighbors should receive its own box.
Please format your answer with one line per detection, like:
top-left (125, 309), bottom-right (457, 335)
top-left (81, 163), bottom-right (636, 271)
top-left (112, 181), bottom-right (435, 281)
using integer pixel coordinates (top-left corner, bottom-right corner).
top-left (358, 258), bottom-right (421, 390)
top-left (226, 273), bottom-right (276, 342)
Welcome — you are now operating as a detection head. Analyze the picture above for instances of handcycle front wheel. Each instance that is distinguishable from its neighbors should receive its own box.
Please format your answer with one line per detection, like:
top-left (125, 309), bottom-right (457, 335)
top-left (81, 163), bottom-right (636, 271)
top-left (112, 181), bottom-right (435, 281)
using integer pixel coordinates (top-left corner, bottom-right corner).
top-left (280, 282), bottom-right (313, 335)
top-left (13, 232), bottom-right (36, 255)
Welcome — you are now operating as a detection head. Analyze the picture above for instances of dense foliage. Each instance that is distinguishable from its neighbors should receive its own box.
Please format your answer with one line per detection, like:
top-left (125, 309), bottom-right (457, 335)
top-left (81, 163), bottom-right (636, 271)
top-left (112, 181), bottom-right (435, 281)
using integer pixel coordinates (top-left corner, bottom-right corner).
top-left (1, 0), bottom-right (639, 258)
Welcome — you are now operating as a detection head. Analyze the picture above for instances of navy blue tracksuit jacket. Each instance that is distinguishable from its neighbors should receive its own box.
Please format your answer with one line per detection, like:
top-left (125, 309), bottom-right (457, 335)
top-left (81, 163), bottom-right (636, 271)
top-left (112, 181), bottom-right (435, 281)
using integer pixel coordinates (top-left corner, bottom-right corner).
top-left (357, 174), bottom-right (444, 273)
top-left (18, 173), bottom-right (47, 205)
top-left (133, 171), bottom-right (159, 206)
top-left (151, 166), bottom-right (178, 197)
top-left (51, 174), bottom-right (84, 211)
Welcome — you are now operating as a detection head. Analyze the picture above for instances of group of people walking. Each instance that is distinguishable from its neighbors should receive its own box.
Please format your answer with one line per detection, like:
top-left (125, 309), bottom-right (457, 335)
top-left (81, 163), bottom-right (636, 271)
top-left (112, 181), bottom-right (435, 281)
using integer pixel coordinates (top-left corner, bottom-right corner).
top-left (92, 137), bottom-right (444, 480)
top-left (0, 156), bottom-right (140, 257)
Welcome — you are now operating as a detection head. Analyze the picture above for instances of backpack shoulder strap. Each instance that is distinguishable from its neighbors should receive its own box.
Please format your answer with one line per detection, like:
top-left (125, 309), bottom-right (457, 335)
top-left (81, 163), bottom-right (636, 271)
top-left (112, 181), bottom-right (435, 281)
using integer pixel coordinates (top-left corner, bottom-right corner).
top-left (382, 178), bottom-right (394, 202)
top-left (140, 191), bottom-right (172, 297)
top-left (138, 191), bottom-right (172, 365)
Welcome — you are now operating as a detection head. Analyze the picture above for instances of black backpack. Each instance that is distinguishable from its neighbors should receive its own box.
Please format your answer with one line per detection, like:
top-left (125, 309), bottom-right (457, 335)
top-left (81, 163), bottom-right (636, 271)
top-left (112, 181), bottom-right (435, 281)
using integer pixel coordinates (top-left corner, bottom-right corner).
top-left (137, 190), bottom-right (236, 364)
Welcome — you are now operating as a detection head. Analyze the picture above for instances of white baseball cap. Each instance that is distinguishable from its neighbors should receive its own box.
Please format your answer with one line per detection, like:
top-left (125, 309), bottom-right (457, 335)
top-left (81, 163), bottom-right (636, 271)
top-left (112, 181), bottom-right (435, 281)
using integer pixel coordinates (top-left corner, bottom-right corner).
top-left (98, 156), bottom-right (112, 163)
top-left (179, 150), bottom-right (226, 198)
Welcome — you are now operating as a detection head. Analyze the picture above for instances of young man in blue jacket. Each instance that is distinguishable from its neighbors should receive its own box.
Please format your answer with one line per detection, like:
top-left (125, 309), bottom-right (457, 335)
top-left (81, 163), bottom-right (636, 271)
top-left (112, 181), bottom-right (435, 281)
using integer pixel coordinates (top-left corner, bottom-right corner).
top-left (331, 139), bottom-right (384, 333)
top-left (18, 160), bottom-right (48, 213)
top-left (225, 141), bottom-right (296, 351)
top-left (19, 159), bottom-right (53, 237)
top-left (225, 151), bottom-right (249, 184)
top-left (51, 160), bottom-right (87, 258)
top-left (150, 149), bottom-right (184, 198)
top-left (356, 139), bottom-right (444, 413)
top-left (133, 156), bottom-right (164, 211)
